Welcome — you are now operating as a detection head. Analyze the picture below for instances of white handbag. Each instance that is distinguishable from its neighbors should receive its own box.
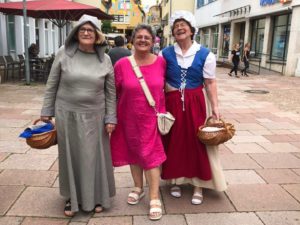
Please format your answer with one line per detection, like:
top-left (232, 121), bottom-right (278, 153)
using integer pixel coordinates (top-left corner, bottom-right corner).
top-left (128, 56), bottom-right (175, 135)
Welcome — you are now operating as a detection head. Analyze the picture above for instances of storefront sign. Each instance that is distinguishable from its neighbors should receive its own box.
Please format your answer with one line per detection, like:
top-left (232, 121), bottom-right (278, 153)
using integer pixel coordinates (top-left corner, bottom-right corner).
top-left (260, 0), bottom-right (277, 6)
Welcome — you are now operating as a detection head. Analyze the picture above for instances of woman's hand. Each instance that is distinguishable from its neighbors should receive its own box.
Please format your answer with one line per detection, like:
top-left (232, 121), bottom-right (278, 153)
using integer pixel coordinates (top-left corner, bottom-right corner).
top-left (40, 116), bottom-right (52, 122)
top-left (105, 123), bottom-right (116, 134)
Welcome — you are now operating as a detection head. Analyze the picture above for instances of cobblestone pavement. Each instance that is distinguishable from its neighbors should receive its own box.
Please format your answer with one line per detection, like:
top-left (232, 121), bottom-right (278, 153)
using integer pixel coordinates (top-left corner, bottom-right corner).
top-left (0, 67), bottom-right (300, 225)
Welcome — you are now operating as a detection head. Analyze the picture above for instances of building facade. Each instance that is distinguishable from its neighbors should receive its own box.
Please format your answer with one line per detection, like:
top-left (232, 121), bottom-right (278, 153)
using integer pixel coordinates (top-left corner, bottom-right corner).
top-left (195, 0), bottom-right (300, 76)
top-left (159, 0), bottom-right (194, 47)
top-left (0, 0), bottom-right (62, 59)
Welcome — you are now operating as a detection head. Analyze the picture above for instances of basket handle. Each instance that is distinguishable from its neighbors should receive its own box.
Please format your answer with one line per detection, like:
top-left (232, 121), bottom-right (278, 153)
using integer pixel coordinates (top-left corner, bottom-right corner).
top-left (205, 116), bottom-right (226, 126)
top-left (33, 118), bottom-right (55, 127)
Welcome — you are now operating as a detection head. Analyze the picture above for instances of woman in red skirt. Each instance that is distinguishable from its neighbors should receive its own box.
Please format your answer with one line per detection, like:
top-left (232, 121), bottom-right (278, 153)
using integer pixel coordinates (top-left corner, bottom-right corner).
top-left (161, 10), bottom-right (227, 204)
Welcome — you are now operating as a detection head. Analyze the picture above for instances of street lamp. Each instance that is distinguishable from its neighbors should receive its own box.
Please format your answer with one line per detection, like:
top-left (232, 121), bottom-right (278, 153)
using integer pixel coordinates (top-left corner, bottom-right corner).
top-left (23, 0), bottom-right (30, 85)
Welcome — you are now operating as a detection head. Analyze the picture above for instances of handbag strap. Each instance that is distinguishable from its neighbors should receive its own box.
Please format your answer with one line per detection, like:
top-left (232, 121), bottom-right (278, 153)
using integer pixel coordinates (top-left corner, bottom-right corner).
top-left (128, 55), bottom-right (156, 108)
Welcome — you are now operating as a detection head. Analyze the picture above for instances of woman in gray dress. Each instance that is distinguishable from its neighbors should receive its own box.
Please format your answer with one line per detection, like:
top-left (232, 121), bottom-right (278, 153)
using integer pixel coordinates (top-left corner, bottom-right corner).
top-left (40, 14), bottom-right (117, 217)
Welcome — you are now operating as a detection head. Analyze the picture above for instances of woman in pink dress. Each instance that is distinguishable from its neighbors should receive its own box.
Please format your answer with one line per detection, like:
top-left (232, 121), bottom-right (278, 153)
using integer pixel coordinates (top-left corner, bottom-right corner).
top-left (110, 24), bottom-right (166, 221)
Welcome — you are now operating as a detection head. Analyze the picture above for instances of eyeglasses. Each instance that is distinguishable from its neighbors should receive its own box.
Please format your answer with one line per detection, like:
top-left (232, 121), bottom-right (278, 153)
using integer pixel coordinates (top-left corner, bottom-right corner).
top-left (78, 28), bottom-right (95, 34)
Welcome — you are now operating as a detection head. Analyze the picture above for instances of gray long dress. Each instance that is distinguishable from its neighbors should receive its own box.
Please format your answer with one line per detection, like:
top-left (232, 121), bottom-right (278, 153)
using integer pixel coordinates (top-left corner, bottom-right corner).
top-left (41, 46), bottom-right (116, 212)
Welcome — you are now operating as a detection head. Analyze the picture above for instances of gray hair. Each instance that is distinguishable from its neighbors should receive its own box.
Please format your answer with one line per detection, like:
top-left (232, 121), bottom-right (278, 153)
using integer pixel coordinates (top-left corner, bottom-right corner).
top-left (131, 24), bottom-right (155, 42)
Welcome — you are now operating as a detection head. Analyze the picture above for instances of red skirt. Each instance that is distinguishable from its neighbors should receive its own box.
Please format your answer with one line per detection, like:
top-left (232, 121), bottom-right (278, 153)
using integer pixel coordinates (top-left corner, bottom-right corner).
top-left (161, 86), bottom-right (212, 180)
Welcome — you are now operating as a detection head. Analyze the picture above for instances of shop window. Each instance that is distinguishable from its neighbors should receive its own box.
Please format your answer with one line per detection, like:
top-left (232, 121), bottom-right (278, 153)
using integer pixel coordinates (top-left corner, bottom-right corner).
top-left (250, 18), bottom-right (265, 58)
top-left (202, 29), bottom-right (209, 48)
top-left (221, 25), bottom-right (230, 57)
top-left (7, 15), bottom-right (16, 53)
top-left (212, 26), bottom-right (219, 54)
top-left (35, 20), bottom-right (40, 47)
top-left (271, 14), bottom-right (291, 61)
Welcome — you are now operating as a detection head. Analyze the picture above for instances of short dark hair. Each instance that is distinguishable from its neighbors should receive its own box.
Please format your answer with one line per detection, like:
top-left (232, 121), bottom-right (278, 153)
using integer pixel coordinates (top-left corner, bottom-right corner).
top-left (114, 36), bottom-right (125, 47)
top-left (131, 24), bottom-right (155, 43)
top-left (172, 19), bottom-right (195, 40)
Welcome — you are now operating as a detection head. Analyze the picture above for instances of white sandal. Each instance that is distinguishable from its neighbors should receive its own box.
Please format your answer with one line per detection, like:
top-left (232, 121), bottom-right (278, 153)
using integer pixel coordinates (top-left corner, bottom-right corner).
top-left (191, 190), bottom-right (203, 205)
top-left (127, 187), bottom-right (145, 205)
top-left (170, 185), bottom-right (181, 198)
top-left (149, 199), bottom-right (162, 220)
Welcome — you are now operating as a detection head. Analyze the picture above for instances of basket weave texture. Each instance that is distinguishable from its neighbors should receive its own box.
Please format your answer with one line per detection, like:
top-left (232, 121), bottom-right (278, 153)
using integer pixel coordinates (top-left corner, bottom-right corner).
top-left (26, 119), bottom-right (57, 149)
top-left (197, 116), bottom-right (235, 146)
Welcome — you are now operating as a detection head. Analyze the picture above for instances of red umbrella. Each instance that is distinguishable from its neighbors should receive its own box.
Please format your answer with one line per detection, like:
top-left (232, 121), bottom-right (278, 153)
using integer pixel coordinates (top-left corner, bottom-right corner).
top-left (0, 0), bottom-right (113, 25)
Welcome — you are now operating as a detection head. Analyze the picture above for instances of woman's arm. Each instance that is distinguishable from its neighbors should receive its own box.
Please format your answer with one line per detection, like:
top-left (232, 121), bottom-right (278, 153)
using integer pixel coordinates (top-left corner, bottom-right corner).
top-left (204, 78), bottom-right (219, 120)
top-left (40, 47), bottom-right (64, 120)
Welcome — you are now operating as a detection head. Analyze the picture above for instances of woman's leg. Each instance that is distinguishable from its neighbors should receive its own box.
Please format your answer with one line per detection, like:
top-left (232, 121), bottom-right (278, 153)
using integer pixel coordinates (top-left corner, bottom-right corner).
top-left (127, 165), bottom-right (144, 204)
top-left (145, 167), bottom-right (162, 220)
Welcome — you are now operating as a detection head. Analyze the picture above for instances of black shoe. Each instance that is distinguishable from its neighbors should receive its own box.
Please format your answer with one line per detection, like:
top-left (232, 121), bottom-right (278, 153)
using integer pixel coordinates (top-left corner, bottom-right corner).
top-left (235, 75), bottom-right (240, 78)
top-left (228, 73), bottom-right (232, 77)
top-left (64, 200), bottom-right (75, 217)
top-left (245, 74), bottom-right (249, 77)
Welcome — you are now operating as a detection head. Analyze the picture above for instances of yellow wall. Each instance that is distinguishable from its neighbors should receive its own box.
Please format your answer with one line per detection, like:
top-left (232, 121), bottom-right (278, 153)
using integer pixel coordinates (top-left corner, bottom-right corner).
top-left (74, 0), bottom-right (144, 32)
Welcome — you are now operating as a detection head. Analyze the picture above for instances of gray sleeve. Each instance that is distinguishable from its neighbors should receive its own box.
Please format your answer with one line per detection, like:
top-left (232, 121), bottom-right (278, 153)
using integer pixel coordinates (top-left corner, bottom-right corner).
top-left (40, 47), bottom-right (64, 116)
top-left (104, 55), bottom-right (117, 124)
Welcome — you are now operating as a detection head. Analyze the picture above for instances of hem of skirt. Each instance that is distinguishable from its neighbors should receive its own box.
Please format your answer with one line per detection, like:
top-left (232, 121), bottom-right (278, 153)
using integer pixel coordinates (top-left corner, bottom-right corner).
top-left (113, 156), bottom-right (166, 170)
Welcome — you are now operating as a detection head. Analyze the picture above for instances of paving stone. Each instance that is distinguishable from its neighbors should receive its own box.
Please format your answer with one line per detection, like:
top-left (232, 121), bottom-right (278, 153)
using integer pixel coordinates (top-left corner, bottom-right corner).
top-left (260, 122), bottom-right (300, 130)
top-left (289, 134), bottom-right (300, 142)
top-left (234, 131), bottom-right (253, 136)
top-left (185, 212), bottom-right (263, 225)
top-left (88, 216), bottom-right (132, 225)
top-left (250, 129), bottom-right (273, 135)
top-left (94, 187), bottom-right (158, 217)
top-left (256, 169), bottom-right (300, 184)
top-left (0, 152), bottom-right (9, 161)
top-left (21, 217), bottom-right (69, 225)
top-left (161, 186), bottom-right (235, 214)
top-left (7, 187), bottom-right (65, 218)
top-left (271, 129), bottom-right (294, 135)
top-left (263, 134), bottom-right (295, 142)
top-left (70, 210), bottom-right (92, 223)
top-left (134, 215), bottom-right (186, 225)
top-left (0, 170), bottom-right (57, 186)
top-left (69, 223), bottom-right (87, 225)
top-left (220, 154), bottom-right (262, 170)
top-left (249, 153), bottom-right (300, 169)
top-left (21, 109), bottom-right (40, 116)
top-left (225, 143), bottom-right (267, 153)
top-left (50, 159), bottom-right (59, 171)
top-left (53, 177), bottom-right (59, 188)
top-left (292, 143), bottom-right (300, 149)
top-left (0, 140), bottom-right (29, 153)
top-left (258, 143), bottom-right (300, 153)
top-left (0, 128), bottom-right (20, 141)
top-left (224, 170), bottom-right (266, 184)
top-left (235, 123), bottom-right (266, 131)
top-left (256, 211), bottom-right (300, 225)
top-left (293, 169), bottom-right (300, 176)
top-left (282, 184), bottom-right (300, 202)
top-left (226, 184), bottom-right (300, 211)
top-left (0, 154), bottom-right (57, 170)
top-left (0, 119), bottom-right (30, 128)
top-left (114, 166), bottom-right (130, 173)
top-left (0, 186), bottom-right (24, 216)
top-left (231, 135), bottom-right (270, 143)
top-left (114, 172), bottom-right (134, 188)
top-left (27, 145), bottom-right (58, 155)
top-left (0, 216), bottom-right (23, 225)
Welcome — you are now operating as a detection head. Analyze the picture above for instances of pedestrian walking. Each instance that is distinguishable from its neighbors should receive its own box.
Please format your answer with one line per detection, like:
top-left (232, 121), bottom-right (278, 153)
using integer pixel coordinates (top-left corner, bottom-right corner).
top-left (228, 43), bottom-right (240, 78)
top-left (40, 14), bottom-right (117, 217)
top-left (110, 24), bottom-right (166, 221)
top-left (241, 43), bottom-right (250, 76)
top-left (161, 10), bottom-right (227, 205)
top-left (108, 35), bottom-right (132, 66)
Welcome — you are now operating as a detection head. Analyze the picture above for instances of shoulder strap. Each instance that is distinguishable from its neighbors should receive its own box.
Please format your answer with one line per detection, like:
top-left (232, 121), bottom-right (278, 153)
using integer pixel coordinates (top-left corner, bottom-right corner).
top-left (128, 56), bottom-right (156, 108)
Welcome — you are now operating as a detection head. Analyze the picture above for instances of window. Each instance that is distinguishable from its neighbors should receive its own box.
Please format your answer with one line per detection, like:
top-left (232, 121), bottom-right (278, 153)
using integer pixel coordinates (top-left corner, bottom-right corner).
top-left (7, 15), bottom-right (16, 53)
top-left (251, 18), bottom-right (265, 58)
top-left (202, 29), bottom-right (209, 48)
top-left (45, 21), bottom-right (49, 55)
top-left (113, 15), bottom-right (129, 23)
top-left (35, 20), bottom-right (40, 47)
top-left (271, 14), bottom-right (291, 61)
top-left (197, 0), bottom-right (217, 8)
top-left (211, 26), bottom-right (219, 54)
top-left (221, 25), bottom-right (230, 57)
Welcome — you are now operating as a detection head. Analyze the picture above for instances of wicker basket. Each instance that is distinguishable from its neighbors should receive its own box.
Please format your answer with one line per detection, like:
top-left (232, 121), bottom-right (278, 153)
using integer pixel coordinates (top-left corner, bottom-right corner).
top-left (197, 116), bottom-right (235, 146)
top-left (26, 119), bottom-right (57, 149)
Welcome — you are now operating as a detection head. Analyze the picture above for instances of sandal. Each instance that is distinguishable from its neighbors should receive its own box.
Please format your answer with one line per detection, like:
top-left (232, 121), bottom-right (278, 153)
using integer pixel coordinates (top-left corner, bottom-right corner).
top-left (149, 199), bottom-right (162, 220)
top-left (94, 204), bottom-right (103, 213)
top-left (64, 200), bottom-right (75, 217)
top-left (127, 187), bottom-right (145, 205)
top-left (191, 190), bottom-right (203, 205)
top-left (170, 185), bottom-right (181, 198)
